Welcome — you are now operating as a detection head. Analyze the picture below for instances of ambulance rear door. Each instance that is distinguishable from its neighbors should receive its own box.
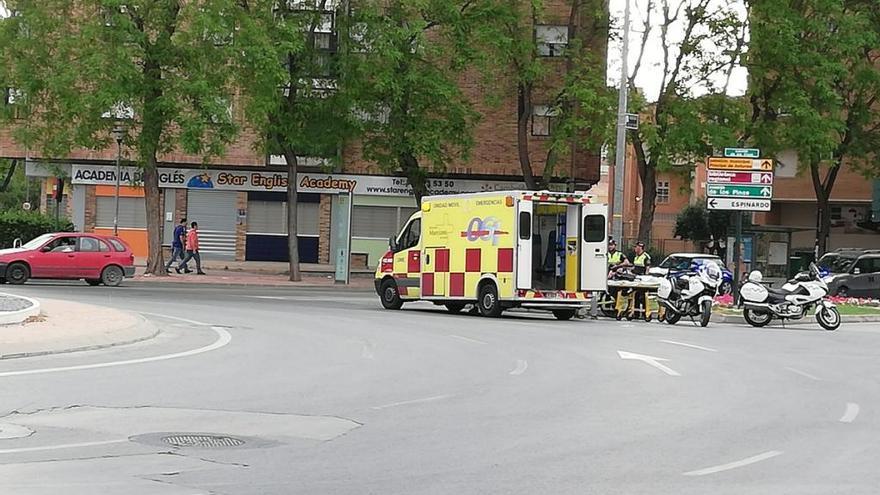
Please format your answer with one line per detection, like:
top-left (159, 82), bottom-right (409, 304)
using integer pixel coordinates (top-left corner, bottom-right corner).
top-left (515, 198), bottom-right (532, 290)
top-left (580, 204), bottom-right (607, 291)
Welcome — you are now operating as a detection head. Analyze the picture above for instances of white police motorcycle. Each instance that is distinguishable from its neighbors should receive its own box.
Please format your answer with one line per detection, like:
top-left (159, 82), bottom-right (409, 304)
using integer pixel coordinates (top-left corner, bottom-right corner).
top-left (739, 263), bottom-right (840, 331)
top-left (657, 261), bottom-right (722, 327)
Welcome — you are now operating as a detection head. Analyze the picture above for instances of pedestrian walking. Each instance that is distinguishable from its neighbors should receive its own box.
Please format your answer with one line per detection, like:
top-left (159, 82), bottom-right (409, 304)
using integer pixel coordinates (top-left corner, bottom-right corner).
top-left (166, 218), bottom-right (189, 273)
top-left (178, 221), bottom-right (206, 275)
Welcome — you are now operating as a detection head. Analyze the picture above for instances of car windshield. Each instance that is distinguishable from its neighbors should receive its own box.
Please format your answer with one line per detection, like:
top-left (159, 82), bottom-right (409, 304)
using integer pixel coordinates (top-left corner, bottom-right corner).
top-left (21, 233), bottom-right (56, 250)
top-left (661, 256), bottom-right (723, 271)
top-left (818, 254), bottom-right (856, 273)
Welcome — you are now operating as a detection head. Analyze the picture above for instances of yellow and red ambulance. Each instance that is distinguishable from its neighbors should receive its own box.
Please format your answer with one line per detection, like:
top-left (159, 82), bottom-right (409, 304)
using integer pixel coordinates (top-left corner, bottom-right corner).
top-left (374, 191), bottom-right (608, 319)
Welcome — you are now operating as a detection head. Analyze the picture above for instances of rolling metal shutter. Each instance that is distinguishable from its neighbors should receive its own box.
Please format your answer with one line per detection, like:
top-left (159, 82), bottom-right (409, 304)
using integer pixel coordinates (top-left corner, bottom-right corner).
top-left (186, 190), bottom-right (237, 260)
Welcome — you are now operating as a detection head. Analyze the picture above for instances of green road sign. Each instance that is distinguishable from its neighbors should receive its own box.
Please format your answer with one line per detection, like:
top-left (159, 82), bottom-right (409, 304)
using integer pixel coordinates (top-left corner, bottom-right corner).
top-left (707, 184), bottom-right (773, 198)
top-left (723, 148), bottom-right (760, 158)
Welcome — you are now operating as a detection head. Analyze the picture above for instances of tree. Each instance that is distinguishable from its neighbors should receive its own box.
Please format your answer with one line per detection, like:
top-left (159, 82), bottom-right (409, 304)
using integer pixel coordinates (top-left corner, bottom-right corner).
top-left (673, 202), bottom-right (730, 243)
top-left (484, 0), bottom-right (613, 190)
top-left (0, 1), bottom-right (241, 275)
top-left (345, 0), bottom-right (500, 204)
top-left (0, 159), bottom-right (31, 211)
top-left (236, 0), bottom-right (355, 281)
top-left (747, 0), bottom-right (880, 256)
top-left (625, 0), bottom-right (747, 243)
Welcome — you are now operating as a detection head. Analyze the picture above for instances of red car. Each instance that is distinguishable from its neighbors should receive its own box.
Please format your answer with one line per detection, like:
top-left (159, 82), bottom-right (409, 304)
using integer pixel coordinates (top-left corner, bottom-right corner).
top-left (0, 232), bottom-right (136, 286)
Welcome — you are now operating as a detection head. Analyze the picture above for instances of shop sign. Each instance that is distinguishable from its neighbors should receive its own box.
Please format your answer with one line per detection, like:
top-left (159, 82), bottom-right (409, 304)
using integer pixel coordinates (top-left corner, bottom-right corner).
top-left (70, 164), bottom-right (528, 197)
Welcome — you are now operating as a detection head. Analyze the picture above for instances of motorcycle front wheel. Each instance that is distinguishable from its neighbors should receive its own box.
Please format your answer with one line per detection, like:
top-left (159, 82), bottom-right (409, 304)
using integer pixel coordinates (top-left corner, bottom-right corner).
top-left (699, 300), bottom-right (712, 327)
top-left (816, 306), bottom-right (841, 331)
top-left (743, 308), bottom-right (772, 327)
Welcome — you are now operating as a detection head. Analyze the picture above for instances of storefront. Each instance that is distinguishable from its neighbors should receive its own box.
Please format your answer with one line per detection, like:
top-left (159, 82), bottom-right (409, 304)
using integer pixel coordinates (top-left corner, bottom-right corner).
top-left (32, 162), bottom-right (529, 265)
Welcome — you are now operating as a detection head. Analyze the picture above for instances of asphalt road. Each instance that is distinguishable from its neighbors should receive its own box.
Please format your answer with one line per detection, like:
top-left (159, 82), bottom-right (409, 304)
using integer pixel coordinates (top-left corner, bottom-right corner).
top-left (1, 281), bottom-right (879, 494)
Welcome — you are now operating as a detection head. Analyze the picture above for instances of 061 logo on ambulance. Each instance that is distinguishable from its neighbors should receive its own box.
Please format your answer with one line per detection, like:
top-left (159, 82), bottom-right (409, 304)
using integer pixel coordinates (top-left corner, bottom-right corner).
top-left (461, 217), bottom-right (508, 246)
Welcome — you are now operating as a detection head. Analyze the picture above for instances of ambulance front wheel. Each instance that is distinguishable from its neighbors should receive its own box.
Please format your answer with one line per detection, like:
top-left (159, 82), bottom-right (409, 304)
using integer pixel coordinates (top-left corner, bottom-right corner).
top-left (380, 279), bottom-right (404, 310)
top-left (477, 283), bottom-right (503, 318)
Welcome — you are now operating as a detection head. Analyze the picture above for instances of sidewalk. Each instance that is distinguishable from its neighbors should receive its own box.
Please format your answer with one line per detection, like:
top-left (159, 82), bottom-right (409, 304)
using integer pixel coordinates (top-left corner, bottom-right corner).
top-left (134, 258), bottom-right (375, 276)
top-left (0, 298), bottom-right (158, 360)
top-left (130, 269), bottom-right (375, 289)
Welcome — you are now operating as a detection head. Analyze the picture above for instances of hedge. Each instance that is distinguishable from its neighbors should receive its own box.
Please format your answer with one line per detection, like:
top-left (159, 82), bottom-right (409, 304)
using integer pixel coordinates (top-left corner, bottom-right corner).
top-left (0, 210), bottom-right (74, 248)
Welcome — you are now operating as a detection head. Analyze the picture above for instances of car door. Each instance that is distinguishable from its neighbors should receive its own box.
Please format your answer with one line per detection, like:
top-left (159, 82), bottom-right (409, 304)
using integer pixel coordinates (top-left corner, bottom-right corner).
top-left (849, 257), bottom-right (873, 298)
top-left (75, 236), bottom-right (109, 278)
top-left (867, 257), bottom-right (880, 299)
top-left (30, 235), bottom-right (78, 279)
top-left (392, 216), bottom-right (422, 299)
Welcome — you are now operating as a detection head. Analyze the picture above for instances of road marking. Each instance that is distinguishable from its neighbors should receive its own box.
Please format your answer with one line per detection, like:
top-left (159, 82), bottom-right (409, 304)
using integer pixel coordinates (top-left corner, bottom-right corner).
top-left (509, 360), bottom-right (528, 376)
top-left (618, 351), bottom-right (681, 376)
top-left (660, 340), bottom-right (717, 352)
top-left (138, 312), bottom-right (211, 326)
top-left (840, 403), bottom-right (860, 423)
top-left (683, 450), bottom-right (783, 476)
top-left (0, 326), bottom-right (232, 378)
top-left (784, 367), bottom-right (821, 381)
top-left (244, 295), bottom-right (288, 300)
top-left (0, 439), bottom-right (129, 455)
top-left (371, 394), bottom-right (454, 410)
top-left (448, 335), bottom-right (488, 345)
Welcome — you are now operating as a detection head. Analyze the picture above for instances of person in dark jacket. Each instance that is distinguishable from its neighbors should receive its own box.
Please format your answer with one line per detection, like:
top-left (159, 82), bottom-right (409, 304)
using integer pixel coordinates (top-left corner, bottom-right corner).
top-left (166, 218), bottom-right (190, 273)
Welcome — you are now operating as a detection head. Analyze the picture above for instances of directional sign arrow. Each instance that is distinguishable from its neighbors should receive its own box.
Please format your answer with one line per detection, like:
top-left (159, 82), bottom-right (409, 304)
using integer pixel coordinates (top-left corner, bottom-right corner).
top-left (760, 187), bottom-right (771, 197)
top-left (708, 198), bottom-right (718, 208)
top-left (618, 351), bottom-right (681, 376)
top-left (760, 173), bottom-right (773, 184)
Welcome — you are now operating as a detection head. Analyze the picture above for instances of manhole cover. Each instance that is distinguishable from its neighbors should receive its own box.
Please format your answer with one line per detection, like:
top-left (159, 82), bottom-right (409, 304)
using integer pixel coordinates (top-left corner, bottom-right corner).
top-left (162, 434), bottom-right (245, 448)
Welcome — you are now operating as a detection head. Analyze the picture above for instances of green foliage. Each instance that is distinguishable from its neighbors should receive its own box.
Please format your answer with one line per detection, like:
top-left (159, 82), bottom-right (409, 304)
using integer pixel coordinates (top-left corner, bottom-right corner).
top-left (0, 0), bottom-right (242, 161)
top-left (0, 210), bottom-right (73, 248)
top-left (674, 202), bottom-right (730, 241)
top-left (0, 160), bottom-right (30, 212)
top-left (748, 0), bottom-right (880, 174)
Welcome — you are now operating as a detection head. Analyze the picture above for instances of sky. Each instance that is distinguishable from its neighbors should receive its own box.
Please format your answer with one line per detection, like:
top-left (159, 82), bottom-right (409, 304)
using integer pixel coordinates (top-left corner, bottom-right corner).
top-left (607, 0), bottom-right (749, 101)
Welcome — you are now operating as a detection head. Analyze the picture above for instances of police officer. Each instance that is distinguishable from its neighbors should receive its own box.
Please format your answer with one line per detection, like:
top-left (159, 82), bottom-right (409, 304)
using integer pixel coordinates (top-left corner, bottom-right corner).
top-left (607, 239), bottom-right (629, 273)
top-left (632, 241), bottom-right (651, 275)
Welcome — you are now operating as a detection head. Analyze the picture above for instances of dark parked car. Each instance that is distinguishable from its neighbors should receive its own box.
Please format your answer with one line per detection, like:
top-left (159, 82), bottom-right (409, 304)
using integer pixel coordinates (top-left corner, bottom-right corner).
top-left (818, 249), bottom-right (880, 298)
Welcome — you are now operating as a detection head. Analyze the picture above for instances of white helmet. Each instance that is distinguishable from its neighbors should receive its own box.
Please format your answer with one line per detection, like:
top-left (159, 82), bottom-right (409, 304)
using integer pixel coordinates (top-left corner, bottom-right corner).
top-left (747, 270), bottom-right (763, 283)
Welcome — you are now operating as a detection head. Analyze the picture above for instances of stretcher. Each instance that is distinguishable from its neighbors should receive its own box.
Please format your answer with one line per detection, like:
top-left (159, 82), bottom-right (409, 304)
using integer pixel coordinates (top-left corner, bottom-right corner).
top-left (605, 276), bottom-right (663, 321)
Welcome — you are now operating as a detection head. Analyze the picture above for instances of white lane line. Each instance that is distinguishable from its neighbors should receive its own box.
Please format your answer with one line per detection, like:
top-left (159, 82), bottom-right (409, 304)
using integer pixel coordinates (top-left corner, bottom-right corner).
top-left (448, 335), bottom-right (488, 345)
top-left (244, 296), bottom-right (288, 300)
top-left (509, 360), bottom-right (528, 376)
top-left (0, 327), bottom-right (232, 378)
top-left (840, 403), bottom-right (860, 423)
top-left (138, 311), bottom-right (211, 326)
top-left (784, 367), bottom-right (821, 381)
top-left (371, 394), bottom-right (454, 410)
top-left (660, 340), bottom-right (717, 352)
top-left (0, 439), bottom-right (129, 455)
top-left (683, 450), bottom-right (783, 476)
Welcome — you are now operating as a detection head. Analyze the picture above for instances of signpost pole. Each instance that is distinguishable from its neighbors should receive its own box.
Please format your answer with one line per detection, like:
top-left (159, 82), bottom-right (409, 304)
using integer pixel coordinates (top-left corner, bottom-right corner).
top-left (733, 212), bottom-right (742, 305)
top-left (610, 0), bottom-right (630, 242)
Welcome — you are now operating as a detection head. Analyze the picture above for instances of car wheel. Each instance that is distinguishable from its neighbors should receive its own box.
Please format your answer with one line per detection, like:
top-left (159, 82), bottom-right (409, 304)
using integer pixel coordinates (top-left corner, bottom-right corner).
top-left (719, 281), bottom-right (732, 296)
top-left (477, 283), bottom-right (502, 318)
top-left (101, 265), bottom-right (124, 287)
top-left (445, 302), bottom-right (466, 314)
top-left (379, 278), bottom-right (403, 310)
top-left (86, 279), bottom-right (102, 286)
top-left (552, 309), bottom-right (575, 321)
top-left (0, 277), bottom-right (6, 284)
top-left (836, 286), bottom-right (849, 297)
top-left (6, 262), bottom-right (29, 285)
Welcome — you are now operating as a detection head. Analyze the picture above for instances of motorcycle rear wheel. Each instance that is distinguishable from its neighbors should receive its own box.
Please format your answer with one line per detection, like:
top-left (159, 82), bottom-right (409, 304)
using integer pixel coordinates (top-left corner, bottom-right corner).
top-left (743, 308), bottom-right (771, 327)
top-left (665, 312), bottom-right (681, 325)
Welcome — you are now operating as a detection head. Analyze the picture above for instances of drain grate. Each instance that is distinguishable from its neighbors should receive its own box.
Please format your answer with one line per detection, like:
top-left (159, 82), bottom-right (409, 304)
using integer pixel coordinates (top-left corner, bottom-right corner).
top-left (162, 434), bottom-right (245, 448)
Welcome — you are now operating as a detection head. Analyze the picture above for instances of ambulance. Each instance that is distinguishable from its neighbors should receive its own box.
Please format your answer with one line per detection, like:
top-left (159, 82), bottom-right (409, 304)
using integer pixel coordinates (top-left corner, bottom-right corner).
top-left (374, 191), bottom-right (608, 319)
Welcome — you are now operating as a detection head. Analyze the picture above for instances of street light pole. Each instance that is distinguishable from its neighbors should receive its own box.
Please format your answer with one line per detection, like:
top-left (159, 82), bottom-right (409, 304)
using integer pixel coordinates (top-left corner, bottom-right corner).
top-left (611, 0), bottom-right (631, 242)
top-left (112, 124), bottom-right (126, 236)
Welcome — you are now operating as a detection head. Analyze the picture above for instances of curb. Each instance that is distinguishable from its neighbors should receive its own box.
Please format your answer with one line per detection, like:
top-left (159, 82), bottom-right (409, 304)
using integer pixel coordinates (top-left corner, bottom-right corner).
top-left (0, 293), bottom-right (41, 326)
top-left (125, 279), bottom-right (375, 291)
top-left (0, 312), bottom-right (160, 361)
top-left (712, 312), bottom-right (880, 325)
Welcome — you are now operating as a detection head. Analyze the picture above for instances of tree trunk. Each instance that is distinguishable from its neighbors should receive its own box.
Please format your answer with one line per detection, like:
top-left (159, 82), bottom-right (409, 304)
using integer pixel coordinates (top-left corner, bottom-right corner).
top-left (0, 159), bottom-right (17, 192)
top-left (142, 158), bottom-right (166, 276)
top-left (283, 148), bottom-right (301, 282)
top-left (637, 163), bottom-right (657, 245)
top-left (399, 151), bottom-right (428, 205)
top-left (516, 82), bottom-right (538, 190)
top-left (810, 158), bottom-right (841, 258)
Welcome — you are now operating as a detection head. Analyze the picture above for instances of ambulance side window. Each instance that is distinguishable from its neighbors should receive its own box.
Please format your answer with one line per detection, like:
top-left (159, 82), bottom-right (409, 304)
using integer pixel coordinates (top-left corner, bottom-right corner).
top-left (397, 219), bottom-right (421, 251)
top-left (519, 212), bottom-right (531, 239)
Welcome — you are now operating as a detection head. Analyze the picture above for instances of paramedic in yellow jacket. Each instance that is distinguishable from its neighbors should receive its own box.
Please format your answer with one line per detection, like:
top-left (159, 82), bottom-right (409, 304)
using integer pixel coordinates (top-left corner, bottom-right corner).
top-left (631, 241), bottom-right (651, 315)
top-left (607, 239), bottom-right (629, 275)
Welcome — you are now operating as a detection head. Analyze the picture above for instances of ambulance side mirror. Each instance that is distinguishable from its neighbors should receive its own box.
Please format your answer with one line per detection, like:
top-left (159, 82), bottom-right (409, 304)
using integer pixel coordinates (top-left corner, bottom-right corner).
top-left (389, 236), bottom-right (398, 252)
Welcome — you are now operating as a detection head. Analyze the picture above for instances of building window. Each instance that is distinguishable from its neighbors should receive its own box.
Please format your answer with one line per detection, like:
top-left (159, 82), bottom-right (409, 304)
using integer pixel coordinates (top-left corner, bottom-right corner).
top-left (535, 25), bottom-right (568, 57)
top-left (246, 199), bottom-right (319, 236)
top-left (656, 181), bottom-right (670, 204)
top-left (830, 206), bottom-right (842, 220)
top-left (95, 196), bottom-right (146, 229)
top-left (531, 105), bottom-right (557, 137)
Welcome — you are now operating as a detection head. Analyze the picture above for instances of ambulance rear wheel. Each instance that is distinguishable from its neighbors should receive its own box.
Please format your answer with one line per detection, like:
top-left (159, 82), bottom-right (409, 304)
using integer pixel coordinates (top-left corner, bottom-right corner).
top-left (477, 283), bottom-right (502, 318)
top-left (379, 279), bottom-right (403, 310)
top-left (552, 309), bottom-right (576, 321)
